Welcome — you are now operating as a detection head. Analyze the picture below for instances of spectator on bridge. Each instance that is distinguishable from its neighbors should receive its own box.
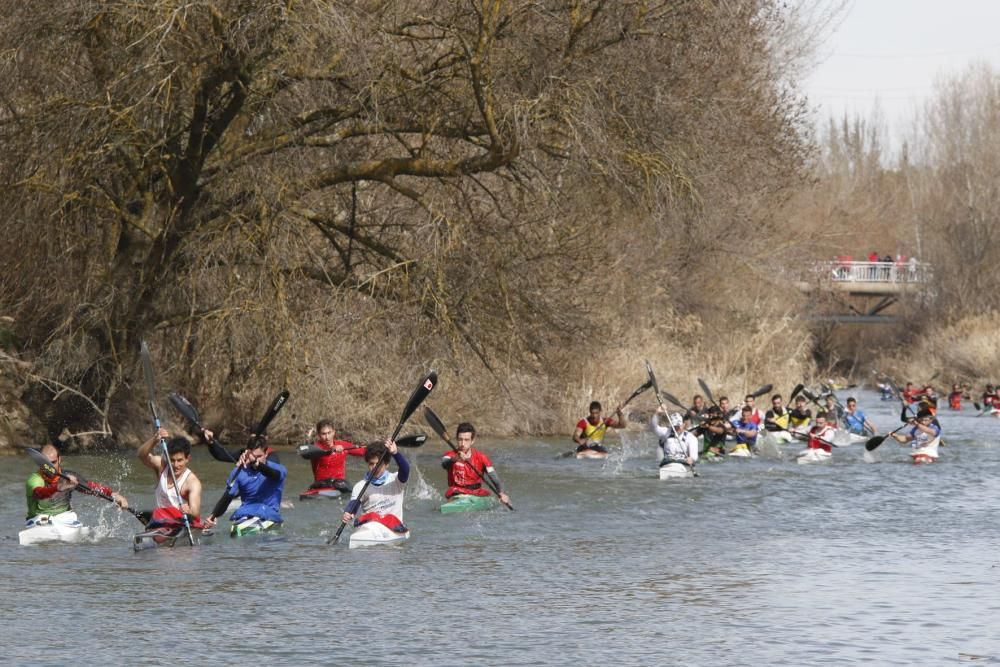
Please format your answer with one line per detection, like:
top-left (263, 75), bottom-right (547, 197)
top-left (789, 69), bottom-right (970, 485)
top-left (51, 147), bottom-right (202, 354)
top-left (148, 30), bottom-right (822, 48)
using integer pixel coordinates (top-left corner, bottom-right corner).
top-left (881, 254), bottom-right (892, 280)
top-left (868, 251), bottom-right (879, 279)
top-left (907, 256), bottom-right (918, 281)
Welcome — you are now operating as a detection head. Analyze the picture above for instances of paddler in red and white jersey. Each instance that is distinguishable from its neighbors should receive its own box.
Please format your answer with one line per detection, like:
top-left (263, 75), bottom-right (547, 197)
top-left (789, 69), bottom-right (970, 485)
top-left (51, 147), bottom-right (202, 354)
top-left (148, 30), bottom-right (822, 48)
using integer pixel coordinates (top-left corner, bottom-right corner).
top-left (902, 382), bottom-right (921, 405)
top-left (342, 439), bottom-right (410, 533)
top-left (572, 401), bottom-right (625, 456)
top-left (440, 422), bottom-right (511, 506)
top-left (741, 394), bottom-right (765, 425)
top-left (137, 427), bottom-right (204, 527)
top-left (796, 410), bottom-right (835, 462)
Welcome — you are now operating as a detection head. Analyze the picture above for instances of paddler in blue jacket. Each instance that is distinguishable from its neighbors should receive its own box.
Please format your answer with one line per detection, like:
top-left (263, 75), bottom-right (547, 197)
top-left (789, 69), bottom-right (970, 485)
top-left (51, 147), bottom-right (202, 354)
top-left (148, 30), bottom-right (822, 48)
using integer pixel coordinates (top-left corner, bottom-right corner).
top-left (843, 397), bottom-right (877, 435)
top-left (203, 437), bottom-right (286, 529)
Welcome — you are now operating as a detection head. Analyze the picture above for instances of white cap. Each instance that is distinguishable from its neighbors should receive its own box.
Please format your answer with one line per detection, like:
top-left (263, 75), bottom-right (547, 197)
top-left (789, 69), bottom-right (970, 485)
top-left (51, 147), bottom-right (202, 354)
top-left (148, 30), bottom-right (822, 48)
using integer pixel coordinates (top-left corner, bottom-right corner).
top-left (669, 413), bottom-right (683, 428)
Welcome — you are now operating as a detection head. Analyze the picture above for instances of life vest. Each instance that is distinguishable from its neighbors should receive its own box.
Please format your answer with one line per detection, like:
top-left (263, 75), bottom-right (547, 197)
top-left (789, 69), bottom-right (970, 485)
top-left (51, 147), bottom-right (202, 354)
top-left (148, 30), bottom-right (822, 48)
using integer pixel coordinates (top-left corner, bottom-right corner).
top-left (765, 409), bottom-right (790, 431)
top-left (948, 392), bottom-right (963, 410)
top-left (789, 409), bottom-right (811, 429)
top-left (808, 425), bottom-right (835, 453)
top-left (581, 418), bottom-right (609, 443)
top-left (355, 511), bottom-right (407, 533)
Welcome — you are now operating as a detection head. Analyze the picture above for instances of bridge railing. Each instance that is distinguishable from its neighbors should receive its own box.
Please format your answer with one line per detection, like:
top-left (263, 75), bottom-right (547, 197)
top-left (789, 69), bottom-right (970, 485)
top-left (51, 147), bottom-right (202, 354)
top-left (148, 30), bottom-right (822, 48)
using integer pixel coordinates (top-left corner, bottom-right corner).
top-left (816, 260), bottom-right (932, 284)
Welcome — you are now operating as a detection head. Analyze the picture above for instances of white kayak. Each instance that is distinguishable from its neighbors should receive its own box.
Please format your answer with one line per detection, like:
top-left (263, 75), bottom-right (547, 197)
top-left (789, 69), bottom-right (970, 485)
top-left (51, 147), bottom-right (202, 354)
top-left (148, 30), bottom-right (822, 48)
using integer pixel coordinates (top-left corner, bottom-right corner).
top-left (910, 437), bottom-right (941, 464)
top-left (19, 511), bottom-right (91, 546)
top-left (659, 462), bottom-right (695, 479)
top-left (763, 430), bottom-right (793, 444)
top-left (348, 521), bottom-right (410, 549)
top-left (796, 448), bottom-right (832, 464)
top-left (832, 430), bottom-right (869, 447)
top-left (727, 444), bottom-right (753, 458)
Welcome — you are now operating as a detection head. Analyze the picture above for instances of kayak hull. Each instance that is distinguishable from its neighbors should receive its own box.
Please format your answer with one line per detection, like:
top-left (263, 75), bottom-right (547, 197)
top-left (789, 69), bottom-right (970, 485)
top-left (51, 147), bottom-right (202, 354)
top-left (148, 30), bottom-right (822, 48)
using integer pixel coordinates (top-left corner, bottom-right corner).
top-left (440, 495), bottom-right (494, 513)
top-left (575, 449), bottom-right (608, 460)
top-left (796, 448), bottom-right (832, 464)
top-left (910, 437), bottom-right (940, 465)
top-left (659, 462), bottom-right (694, 480)
top-left (19, 512), bottom-right (90, 546)
top-left (230, 517), bottom-right (280, 537)
top-left (133, 525), bottom-right (203, 551)
top-left (299, 487), bottom-right (342, 500)
top-left (348, 522), bottom-right (410, 549)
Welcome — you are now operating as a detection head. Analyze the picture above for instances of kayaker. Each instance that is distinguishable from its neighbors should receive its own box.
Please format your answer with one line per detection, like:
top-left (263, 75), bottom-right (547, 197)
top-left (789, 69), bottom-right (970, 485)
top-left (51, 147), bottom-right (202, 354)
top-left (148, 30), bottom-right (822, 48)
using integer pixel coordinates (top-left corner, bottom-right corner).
top-left (686, 394), bottom-right (708, 426)
top-left (440, 422), bottom-right (511, 507)
top-left (796, 410), bottom-right (835, 461)
top-left (730, 405), bottom-right (759, 455)
top-left (204, 437), bottom-right (287, 529)
top-left (718, 396), bottom-right (736, 422)
top-left (890, 407), bottom-right (942, 460)
top-left (341, 439), bottom-right (409, 534)
top-left (823, 394), bottom-right (844, 426)
top-left (948, 384), bottom-right (966, 411)
top-left (137, 428), bottom-right (203, 524)
top-left (764, 394), bottom-right (790, 433)
top-left (981, 384), bottom-right (998, 411)
top-left (650, 407), bottom-right (698, 468)
top-left (741, 394), bottom-right (765, 425)
top-left (694, 406), bottom-right (730, 460)
top-left (300, 419), bottom-right (364, 494)
top-left (902, 381), bottom-right (921, 404)
top-left (788, 395), bottom-right (812, 433)
top-left (843, 397), bottom-right (877, 435)
top-left (572, 400), bottom-right (625, 456)
top-left (26, 444), bottom-right (129, 521)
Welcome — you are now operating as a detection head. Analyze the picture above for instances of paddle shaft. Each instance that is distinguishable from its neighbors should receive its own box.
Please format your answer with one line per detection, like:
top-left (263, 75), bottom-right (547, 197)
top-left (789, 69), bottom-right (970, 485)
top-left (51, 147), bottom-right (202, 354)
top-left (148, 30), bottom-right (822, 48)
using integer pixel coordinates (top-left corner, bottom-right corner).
top-left (330, 371), bottom-right (437, 544)
top-left (26, 450), bottom-right (146, 523)
top-left (560, 380), bottom-right (649, 458)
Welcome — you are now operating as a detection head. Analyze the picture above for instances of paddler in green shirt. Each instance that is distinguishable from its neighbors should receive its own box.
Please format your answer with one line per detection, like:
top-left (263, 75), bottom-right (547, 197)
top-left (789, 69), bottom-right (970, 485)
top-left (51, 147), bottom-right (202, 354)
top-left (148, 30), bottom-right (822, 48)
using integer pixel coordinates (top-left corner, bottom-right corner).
top-left (25, 444), bottom-right (128, 520)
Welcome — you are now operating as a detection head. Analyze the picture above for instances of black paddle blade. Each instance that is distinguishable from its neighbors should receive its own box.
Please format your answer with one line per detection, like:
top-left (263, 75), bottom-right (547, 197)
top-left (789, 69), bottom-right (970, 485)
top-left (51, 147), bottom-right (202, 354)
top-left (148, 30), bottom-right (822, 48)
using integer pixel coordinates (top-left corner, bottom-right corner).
top-left (250, 390), bottom-right (290, 443)
top-left (697, 378), bottom-right (716, 406)
top-left (865, 435), bottom-right (887, 452)
top-left (139, 340), bottom-right (161, 423)
top-left (169, 392), bottom-right (203, 429)
top-left (423, 405), bottom-right (449, 442)
top-left (644, 360), bottom-right (660, 395)
top-left (622, 380), bottom-right (653, 408)
top-left (396, 433), bottom-right (427, 448)
top-left (789, 383), bottom-right (804, 401)
top-left (660, 390), bottom-right (686, 411)
top-left (390, 371), bottom-right (438, 441)
top-left (751, 383), bottom-right (773, 399)
top-left (24, 446), bottom-right (54, 470)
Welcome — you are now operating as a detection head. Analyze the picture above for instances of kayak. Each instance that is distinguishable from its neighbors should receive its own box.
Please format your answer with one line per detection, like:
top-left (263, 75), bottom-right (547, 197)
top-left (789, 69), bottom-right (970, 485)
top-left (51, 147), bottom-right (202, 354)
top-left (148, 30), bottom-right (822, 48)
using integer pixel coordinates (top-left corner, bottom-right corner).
top-left (440, 494), bottom-right (494, 513)
top-left (299, 487), bottom-right (342, 500)
top-left (796, 448), bottom-right (831, 464)
top-left (19, 511), bottom-right (90, 546)
top-left (575, 448), bottom-right (608, 460)
top-left (832, 430), bottom-right (869, 447)
top-left (763, 430), bottom-right (793, 443)
top-left (349, 521), bottom-right (410, 549)
top-left (230, 516), bottom-right (280, 537)
top-left (659, 462), bottom-right (695, 480)
top-left (133, 524), bottom-right (203, 551)
top-left (910, 437), bottom-right (941, 465)
top-left (727, 444), bottom-right (753, 458)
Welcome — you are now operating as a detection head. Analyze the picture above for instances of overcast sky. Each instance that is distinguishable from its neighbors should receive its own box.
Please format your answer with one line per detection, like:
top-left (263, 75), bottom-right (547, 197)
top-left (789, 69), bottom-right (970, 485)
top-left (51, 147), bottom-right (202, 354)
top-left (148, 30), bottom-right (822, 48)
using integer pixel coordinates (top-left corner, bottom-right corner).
top-left (802, 0), bottom-right (1000, 138)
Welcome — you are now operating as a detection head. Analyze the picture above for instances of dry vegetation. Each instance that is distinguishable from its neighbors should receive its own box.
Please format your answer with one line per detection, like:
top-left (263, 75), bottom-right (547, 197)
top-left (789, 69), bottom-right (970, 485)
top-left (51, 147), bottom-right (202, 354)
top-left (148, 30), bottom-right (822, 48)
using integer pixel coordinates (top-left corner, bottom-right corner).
top-left (0, 1), bottom-right (831, 447)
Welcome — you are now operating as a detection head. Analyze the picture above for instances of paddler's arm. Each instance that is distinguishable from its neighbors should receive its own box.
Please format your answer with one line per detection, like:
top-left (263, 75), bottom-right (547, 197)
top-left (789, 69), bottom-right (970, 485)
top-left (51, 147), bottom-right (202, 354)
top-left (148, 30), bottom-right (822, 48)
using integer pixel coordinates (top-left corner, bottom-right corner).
top-left (137, 427), bottom-right (170, 471)
top-left (572, 422), bottom-right (587, 445)
top-left (205, 488), bottom-right (234, 529)
top-left (250, 457), bottom-right (285, 481)
top-left (392, 443), bottom-right (409, 483)
top-left (199, 428), bottom-right (241, 463)
top-left (483, 466), bottom-right (511, 505)
top-left (611, 406), bottom-right (626, 428)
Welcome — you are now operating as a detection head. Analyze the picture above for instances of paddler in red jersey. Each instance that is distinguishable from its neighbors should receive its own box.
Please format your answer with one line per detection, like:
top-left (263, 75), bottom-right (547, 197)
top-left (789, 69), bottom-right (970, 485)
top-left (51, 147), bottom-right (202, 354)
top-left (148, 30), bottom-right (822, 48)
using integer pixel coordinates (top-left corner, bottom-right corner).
top-left (948, 384), bottom-right (966, 411)
top-left (300, 419), bottom-right (365, 493)
top-left (441, 422), bottom-right (511, 507)
top-left (902, 382), bottom-right (921, 405)
top-left (796, 410), bottom-right (835, 462)
top-left (572, 401), bottom-right (625, 456)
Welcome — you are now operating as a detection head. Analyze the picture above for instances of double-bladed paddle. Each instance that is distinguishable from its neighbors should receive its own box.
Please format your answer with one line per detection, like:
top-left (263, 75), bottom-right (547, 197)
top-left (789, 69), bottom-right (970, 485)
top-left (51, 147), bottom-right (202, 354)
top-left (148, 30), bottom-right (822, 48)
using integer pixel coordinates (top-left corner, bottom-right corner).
top-left (329, 371), bottom-right (437, 544)
top-left (556, 378), bottom-right (651, 459)
top-left (169, 392), bottom-right (236, 463)
top-left (297, 433), bottom-right (427, 459)
top-left (865, 421), bottom-right (912, 452)
top-left (424, 406), bottom-right (514, 511)
top-left (646, 361), bottom-right (699, 475)
top-left (140, 340), bottom-right (195, 546)
top-left (24, 447), bottom-right (149, 524)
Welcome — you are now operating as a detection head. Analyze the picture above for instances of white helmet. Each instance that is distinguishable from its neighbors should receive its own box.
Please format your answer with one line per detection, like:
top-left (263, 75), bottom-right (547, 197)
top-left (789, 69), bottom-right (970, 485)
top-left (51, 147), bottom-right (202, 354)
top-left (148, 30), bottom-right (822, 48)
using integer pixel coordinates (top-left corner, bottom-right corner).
top-left (669, 412), bottom-right (683, 428)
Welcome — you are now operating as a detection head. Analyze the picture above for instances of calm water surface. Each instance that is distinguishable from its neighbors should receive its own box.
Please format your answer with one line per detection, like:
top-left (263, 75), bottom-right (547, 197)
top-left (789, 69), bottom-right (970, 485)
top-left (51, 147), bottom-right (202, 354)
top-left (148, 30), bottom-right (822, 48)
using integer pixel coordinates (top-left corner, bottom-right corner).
top-left (2, 390), bottom-right (999, 666)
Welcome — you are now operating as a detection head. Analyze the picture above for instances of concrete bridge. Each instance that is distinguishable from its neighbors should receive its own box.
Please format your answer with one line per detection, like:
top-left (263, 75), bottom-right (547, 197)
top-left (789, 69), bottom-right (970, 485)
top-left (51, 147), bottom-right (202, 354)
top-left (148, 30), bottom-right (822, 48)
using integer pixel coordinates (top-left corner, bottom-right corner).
top-left (797, 260), bottom-right (933, 322)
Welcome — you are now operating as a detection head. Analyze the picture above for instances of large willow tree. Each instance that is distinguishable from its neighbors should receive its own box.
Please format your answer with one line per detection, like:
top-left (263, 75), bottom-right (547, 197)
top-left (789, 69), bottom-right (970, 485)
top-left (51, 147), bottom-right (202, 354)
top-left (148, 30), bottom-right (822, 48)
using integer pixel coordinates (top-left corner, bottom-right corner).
top-left (0, 1), bottom-right (815, 442)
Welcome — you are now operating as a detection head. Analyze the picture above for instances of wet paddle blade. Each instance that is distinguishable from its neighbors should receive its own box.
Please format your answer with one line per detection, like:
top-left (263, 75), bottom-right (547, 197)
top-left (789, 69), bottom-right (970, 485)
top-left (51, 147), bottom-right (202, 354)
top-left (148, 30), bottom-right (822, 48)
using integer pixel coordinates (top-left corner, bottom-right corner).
top-left (169, 392), bottom-right (204, 429)
top-left (789, 383), bottom-right (804, 401)
top-left (423, 405), bottom-right (449, 444)
top-left (644, 360), bottom-right (660, 396)
top-left (864, 435), bottom-right (887, 452)
top-left (750, 384), bottom-right (773, 399)
top-left (660, 390), bottom-right (686, 411)
top-left (697, 378), bottom-right (716, 406)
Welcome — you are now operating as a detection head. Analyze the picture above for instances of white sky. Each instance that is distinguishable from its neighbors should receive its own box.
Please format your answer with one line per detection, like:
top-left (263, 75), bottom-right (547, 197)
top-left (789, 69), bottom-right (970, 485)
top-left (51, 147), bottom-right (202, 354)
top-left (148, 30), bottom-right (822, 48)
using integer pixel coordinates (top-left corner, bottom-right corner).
top-left (803, 0), bottom-right (1000, 138)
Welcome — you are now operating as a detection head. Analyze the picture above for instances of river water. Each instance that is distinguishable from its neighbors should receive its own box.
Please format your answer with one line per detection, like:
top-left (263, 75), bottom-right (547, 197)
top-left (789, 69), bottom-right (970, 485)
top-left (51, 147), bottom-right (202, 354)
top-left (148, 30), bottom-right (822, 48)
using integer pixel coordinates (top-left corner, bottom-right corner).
top-left (1, 389), bottom-right (999, 666)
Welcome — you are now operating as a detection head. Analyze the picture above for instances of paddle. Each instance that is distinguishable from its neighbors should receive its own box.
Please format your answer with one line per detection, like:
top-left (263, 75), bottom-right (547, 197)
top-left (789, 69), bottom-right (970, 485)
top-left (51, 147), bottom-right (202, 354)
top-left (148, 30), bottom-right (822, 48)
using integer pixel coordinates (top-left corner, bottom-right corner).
top-left (140, 340), bottom-right (195, 546)
top-left (770, 425), bottom-right (840, 449)
top-left (24, 447), bottom-right (149, 524)
top-left (697, 378), bottom-right (719, 409)
top-left (557, 378), bottom-right (651, 458)
top-left (423, 407), bottom-right (514, 510)
top-left (297, 434), bottom-right (427, 459)
top-left (749, 383), bottom-right (774, 399)
top-left (789, 383), bottom-right (804, 401)
top-left (645, 361), bottom-right (699, 474)
top-left (864, 421), bottom-right (912, 452)
top-left (659, 390), bottom-right (688, 411)
top-left (168, 392), bottom-right (236, 463)
top-left (329, 370), bottom-right (437, 544)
